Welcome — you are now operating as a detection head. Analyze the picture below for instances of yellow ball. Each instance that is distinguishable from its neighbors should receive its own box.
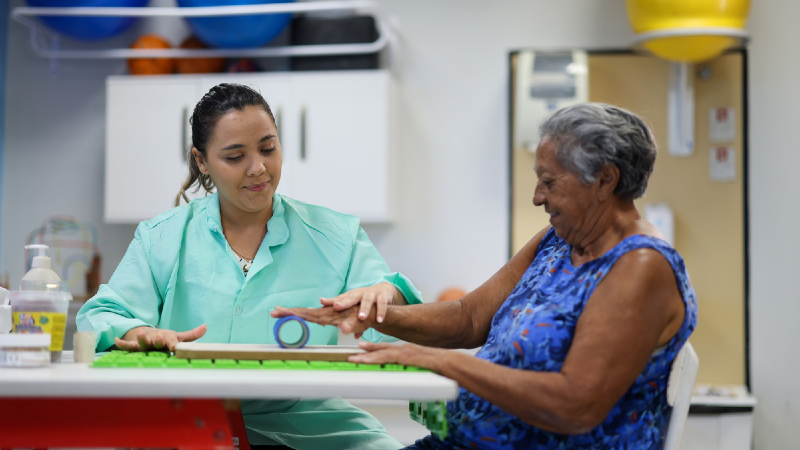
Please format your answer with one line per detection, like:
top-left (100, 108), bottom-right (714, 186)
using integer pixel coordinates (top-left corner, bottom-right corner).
top-left (627, 0), bottom-right (751, 63)
top-left (642, 35), bottom-right (739, 64)
top-left (627, 0), bottom-right (750, 32)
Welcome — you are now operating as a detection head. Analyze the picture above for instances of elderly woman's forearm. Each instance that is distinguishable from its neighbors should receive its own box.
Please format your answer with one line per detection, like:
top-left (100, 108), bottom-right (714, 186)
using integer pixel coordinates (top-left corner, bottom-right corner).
top-left (438, 351), bottom-right (611, 434)
top-left (375, 301), bottom-right (481, 348)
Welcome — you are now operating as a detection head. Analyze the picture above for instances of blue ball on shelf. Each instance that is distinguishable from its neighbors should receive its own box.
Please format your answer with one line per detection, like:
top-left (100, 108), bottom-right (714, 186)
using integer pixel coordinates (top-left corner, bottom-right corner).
top-left (177, 0), bottom-right (294, 49)
top-left (26, 0), bottom-right (150, 41)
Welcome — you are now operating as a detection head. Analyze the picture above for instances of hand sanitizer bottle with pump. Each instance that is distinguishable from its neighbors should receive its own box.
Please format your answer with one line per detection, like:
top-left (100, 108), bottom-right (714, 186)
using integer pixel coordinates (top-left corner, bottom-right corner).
top-left (20, 244), bottom-right (62, 287)
top-left (9, 244), bottom-right (72, 362)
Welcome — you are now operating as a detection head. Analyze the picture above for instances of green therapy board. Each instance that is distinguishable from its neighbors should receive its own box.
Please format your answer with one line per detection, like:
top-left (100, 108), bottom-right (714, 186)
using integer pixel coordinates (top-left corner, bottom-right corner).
top-left (92, 350), bottom-right (429, 371)
top-left (91, 351), bottom-right (448, 439)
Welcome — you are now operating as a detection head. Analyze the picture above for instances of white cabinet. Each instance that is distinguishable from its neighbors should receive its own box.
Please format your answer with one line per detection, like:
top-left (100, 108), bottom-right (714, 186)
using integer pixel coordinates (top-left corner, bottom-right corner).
top-left (105, 70), bottom-right (395, 223)
top-left (105, 76), bottom-right (203, 223)
top-left (289, 72), bottom-right (391, 222)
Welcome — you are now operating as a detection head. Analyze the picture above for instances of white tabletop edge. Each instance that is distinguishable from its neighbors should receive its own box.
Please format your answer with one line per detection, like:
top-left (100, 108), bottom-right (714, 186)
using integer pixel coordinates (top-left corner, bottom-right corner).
top-left (0, 362), bottom-right (458, 401)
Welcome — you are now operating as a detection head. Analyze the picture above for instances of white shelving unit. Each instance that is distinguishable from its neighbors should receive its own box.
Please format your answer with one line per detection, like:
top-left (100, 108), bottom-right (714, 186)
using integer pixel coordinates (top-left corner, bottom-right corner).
top-left (11, 2), bottom-right (399, 224)
top-left (11, 1), bottom-right (393, 61)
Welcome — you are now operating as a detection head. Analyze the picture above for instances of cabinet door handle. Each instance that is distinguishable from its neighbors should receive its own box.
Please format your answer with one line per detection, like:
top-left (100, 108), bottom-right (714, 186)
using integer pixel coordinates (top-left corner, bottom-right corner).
top-left (182, 106), bottom-right (189, 163)
top-left (300, 105), bottom-right (307, 161)
top-left (275, 106), bottom-right (283, 145)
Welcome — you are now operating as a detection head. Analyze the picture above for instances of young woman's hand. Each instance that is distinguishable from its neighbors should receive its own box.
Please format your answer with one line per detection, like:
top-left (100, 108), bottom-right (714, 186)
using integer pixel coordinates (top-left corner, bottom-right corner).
top-left (319, 282), bottom-right (405, 324)
top-left (114, 324), bottom-right (207, 352)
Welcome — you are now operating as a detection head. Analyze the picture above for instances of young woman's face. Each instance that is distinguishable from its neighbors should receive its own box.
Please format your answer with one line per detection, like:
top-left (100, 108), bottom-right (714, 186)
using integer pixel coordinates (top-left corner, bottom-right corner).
top-left (194, 105), bottom-right (282, 216)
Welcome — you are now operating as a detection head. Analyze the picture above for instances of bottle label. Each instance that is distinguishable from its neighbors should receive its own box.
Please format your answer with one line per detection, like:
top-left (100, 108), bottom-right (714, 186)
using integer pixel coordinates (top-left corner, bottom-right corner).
top-left (11, 312), bottom-right (67, 351)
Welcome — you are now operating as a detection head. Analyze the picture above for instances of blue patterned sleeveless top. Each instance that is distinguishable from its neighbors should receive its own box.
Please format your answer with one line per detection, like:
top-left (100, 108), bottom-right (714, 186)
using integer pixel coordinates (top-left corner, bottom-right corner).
top-left (408, 229), bottom-right (698, 450)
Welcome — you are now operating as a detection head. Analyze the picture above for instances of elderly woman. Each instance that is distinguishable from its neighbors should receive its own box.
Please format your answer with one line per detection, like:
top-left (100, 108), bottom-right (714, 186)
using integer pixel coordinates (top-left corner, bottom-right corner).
top-left (274, 103), bottom-right (698, 449)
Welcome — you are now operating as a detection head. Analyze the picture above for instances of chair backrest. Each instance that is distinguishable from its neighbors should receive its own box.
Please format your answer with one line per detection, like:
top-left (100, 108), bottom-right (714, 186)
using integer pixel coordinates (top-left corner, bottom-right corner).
top-left (663, 342), bottom-right (700, 450)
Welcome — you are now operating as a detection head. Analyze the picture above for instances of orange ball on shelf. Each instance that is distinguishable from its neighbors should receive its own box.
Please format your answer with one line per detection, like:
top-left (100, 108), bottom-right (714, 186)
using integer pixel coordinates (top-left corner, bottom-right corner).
top-left (176, 36), bottom-right (226, 74)
top-left (127, 34), bottom-right (175, 76)
top-left (437, 287), bottom-right (467, 302)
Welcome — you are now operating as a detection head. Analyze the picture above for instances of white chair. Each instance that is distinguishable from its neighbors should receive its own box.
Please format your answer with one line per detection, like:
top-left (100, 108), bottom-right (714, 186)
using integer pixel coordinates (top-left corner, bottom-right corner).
top-left (663, 342), bottom-right (700, 450)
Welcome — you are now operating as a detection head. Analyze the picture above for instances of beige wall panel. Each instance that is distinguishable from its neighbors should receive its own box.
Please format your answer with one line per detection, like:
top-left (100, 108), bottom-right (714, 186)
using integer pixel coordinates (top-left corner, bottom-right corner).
top-left (511, 52), bottom-right (746, 385)
top-left (588, 53), bottom-right (745, 385)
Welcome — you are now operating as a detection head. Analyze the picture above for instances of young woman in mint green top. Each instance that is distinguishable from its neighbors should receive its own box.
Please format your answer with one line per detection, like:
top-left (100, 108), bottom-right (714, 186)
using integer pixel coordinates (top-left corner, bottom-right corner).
top-left (77, 83), bottom-right (422, 450)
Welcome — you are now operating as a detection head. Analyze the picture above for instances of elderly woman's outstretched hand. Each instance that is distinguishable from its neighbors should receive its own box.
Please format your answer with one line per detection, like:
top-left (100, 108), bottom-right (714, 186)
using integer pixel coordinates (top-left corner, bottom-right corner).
top-left (271, 282), bottom-right (404, 338)
top-left (349, 341), bottom-right (447, 373)
top-left (271, 303), bottom-right (376, 339)
top-left (271, 303), bottom-right (451, 373)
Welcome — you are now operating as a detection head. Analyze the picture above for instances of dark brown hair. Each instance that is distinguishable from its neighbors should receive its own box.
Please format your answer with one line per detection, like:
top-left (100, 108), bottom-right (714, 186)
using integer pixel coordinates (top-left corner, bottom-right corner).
top-left (174, 83), bottom-right (276, 206)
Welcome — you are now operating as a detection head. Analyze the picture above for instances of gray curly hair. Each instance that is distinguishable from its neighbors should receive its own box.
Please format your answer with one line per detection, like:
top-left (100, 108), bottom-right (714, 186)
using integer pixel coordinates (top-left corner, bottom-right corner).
top-left (538, 103), bottom-right (657, 201)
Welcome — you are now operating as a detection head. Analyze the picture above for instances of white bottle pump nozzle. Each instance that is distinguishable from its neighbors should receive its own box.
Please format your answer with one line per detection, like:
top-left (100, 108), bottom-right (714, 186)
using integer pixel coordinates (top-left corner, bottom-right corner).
top-left (27, 245), bottom-right (51, 269)
top-left (21, 244), bottom-right (61, 283)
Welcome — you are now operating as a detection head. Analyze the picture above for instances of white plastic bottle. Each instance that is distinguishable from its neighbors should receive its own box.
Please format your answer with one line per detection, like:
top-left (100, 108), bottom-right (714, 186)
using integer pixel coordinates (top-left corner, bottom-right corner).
top-left (10, 244), bottom-right (71, 362)
top-left (21, 244), bottom-right (62, 286)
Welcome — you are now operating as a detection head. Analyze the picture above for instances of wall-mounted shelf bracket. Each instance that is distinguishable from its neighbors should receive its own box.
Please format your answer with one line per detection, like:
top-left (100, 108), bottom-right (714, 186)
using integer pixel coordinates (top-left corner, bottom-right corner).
top-left (668, 61), bottom-right (695, 157)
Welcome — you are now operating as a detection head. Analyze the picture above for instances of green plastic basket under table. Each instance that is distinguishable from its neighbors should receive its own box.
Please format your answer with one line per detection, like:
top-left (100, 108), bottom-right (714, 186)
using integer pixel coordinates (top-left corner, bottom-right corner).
top-left (409, 399), bottom-right (448, 440)
top-left (91, 350), bottom-right (447, 439)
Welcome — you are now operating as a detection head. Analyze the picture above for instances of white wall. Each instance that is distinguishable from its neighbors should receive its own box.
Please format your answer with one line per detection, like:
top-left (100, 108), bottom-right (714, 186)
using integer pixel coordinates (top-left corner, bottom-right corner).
top-left (364, 0), bottom-right (631, 298)
top-left (747, 2), bottom-right (800, 448)
top-left (2, 0), bottom-right (138, 291)
top-left (3, 0), bottom-right (797, 448)
top-left (0, 0), bottom-right (632, 303)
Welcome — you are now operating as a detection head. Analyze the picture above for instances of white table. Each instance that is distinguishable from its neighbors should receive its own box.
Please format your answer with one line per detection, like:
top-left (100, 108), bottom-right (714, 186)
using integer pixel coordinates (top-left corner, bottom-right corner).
top-left (0, 352), bottom-right (457, 400)
top-left (0, 351), bottom-right (458, 449)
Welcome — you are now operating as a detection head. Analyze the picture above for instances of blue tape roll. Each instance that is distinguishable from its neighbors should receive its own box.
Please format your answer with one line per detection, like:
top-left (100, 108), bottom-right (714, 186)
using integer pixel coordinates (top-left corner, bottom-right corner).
top-left (273, 315), bottom-right (310, 349)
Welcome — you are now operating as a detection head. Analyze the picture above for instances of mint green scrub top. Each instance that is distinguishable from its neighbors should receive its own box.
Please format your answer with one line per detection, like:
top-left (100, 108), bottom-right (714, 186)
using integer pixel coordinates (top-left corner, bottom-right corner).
top-left (77, 193), bottom-right (423, 450)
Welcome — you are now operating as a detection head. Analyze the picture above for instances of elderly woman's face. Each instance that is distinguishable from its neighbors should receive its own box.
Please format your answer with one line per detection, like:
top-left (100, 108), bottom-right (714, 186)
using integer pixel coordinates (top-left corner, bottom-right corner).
top-left (533, 137), bottom-right (600, 243)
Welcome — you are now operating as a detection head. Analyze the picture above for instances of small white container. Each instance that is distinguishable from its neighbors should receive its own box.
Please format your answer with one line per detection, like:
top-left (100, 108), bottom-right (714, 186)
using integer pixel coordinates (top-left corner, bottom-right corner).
top-left (0, 333), bottom-right (51, 367)
top-left (72, 331), bottom-right (96, 363)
